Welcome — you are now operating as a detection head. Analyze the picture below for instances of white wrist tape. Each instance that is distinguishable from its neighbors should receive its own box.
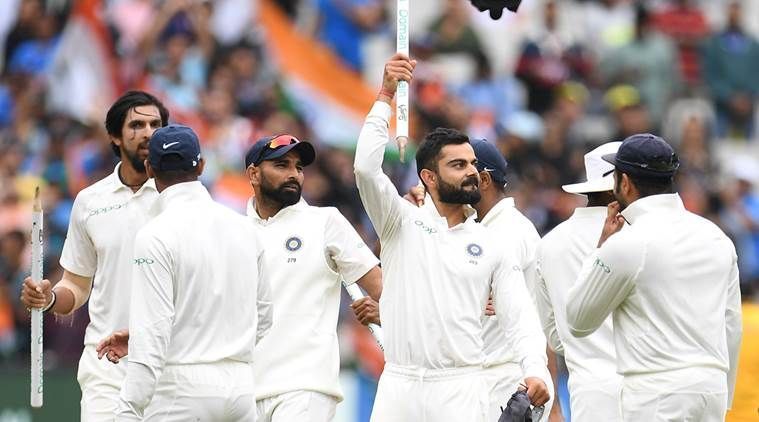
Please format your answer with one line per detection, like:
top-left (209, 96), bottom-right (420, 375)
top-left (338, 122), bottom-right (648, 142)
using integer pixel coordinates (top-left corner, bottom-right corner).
top-left (54, 277), bottom-right (92, 314)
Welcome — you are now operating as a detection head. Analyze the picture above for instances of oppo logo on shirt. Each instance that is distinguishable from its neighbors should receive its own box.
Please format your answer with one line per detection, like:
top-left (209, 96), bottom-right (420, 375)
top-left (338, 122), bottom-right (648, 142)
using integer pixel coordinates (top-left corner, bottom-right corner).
top-left (134, 258), bottom-right (155, 266)
top-left (413, 220), bottom-right (437, 235)
top-left (89, 203), bottom-right (127, 217)
top-left (594, 258), bottom-right (611, 273)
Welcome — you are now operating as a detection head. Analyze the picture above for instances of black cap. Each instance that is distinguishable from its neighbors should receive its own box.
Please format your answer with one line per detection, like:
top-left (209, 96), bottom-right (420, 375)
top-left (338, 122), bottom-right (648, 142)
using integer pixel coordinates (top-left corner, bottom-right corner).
top-left (601, 133), bottom-right (679, 178)
top-left (244, 134), bottom-right (316, 168)
top-left (470, 139), bottom-right (508, 184)
top-left (148, 124), bottom-right (201, 171)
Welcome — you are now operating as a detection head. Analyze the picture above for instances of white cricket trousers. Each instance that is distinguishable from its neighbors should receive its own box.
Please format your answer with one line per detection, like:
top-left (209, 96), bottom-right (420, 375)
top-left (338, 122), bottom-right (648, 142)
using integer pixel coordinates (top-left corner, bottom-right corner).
top-left (256, 391), bottom-right (337, 422)
top-left (568, 377), bottom-right (623, 422)
top-left (621, 367), bottom-right (727, 422)
top-left (483, 362), bottom-right (555, 422)
top-left (369, 363), bottom-right (487, 422)
top-left (77, 344), bottom-right (127, 421)
top-left (140, 360), bottom-right (256, 421)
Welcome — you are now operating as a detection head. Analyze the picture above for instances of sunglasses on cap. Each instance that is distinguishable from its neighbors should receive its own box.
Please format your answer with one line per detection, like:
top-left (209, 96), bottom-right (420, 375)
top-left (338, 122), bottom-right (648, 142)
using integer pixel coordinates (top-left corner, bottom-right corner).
top-left (252, 134), bottom-right (301, 166)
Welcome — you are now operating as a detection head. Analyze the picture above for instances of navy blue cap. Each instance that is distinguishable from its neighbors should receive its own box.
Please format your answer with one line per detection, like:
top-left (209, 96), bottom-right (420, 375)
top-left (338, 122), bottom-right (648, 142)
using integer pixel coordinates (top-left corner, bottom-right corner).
top-left (471, 139), bottom-right (508, 184)
top-left (601, 133), bottom-right (679, 178)
top-left (148, 124), bottom-right (201, 171)
top-left (244, 134), bottom-right (316, 168)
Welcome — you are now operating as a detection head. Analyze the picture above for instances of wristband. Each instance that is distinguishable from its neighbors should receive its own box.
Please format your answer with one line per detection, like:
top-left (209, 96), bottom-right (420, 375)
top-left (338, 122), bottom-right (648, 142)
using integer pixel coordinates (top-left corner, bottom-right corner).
top-left (41, 289), bottom-right (56, 313)
top-left (378, 89), bottom-right (395, 99)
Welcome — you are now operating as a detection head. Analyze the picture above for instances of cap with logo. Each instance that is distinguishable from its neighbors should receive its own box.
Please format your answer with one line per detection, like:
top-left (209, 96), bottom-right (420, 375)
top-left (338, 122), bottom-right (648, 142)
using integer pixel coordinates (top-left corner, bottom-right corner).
top-left (244, 134), bottom-right (316, 168)
top-left (470, 138), bottom-right (508, 185)
top-left (562, 141), bottom-right (622, 194)
top-left (148, 124), bottom-right (201, 171)
top-left (601, 133), bottom-right (679, 179)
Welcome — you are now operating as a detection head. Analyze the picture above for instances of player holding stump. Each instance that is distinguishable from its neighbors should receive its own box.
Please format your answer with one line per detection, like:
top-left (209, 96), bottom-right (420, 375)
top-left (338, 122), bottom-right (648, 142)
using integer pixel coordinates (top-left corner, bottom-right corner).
top-left (354, 54), bottom-right (548, 422)
top-left (244, 135), bottom-right (382, 422)
top-left (20, 91), bottom-right (168, 420)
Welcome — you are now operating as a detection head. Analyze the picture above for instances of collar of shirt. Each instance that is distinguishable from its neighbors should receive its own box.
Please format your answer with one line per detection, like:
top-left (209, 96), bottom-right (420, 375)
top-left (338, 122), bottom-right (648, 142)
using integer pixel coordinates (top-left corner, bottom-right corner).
top-left (620, 193), bottom-right (684, 224)
top-left (107, 162), bottom-right (157, 195)
top-left (571, 206), bottom-right (608, 220)
top-left (478, 197), bottom-right (516, 226)
top-left (246, 197), bottom-right (308, 223)
top-left (420, 193), bottom-right (477, 230)
top-left (149, 181), bottom-right (210, 217)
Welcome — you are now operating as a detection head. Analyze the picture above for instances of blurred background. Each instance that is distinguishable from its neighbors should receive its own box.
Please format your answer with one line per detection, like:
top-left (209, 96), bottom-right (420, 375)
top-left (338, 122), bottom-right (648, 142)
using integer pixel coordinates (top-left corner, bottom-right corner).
top-left (0, 0), bottom-right (758, 420)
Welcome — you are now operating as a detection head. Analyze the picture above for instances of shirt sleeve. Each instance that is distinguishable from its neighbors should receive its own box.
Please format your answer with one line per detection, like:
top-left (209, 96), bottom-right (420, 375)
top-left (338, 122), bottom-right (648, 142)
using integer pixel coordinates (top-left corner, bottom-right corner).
top-left (59, 193), bottom-right (97, 277)
top-left (353, 101), bottom-right (410, 240)
top-left (566, 235), bottom-right (641, 338)
top-left (725, 245), bottom-right (743, 408)
top-left (120, 230), bottom-right (175, 418)
top-left (491, 256), bottom-right (548, 379)
top-left (256, 244), bottom-right (273, 344)
top-left (534, 256), bottom-right (563, 355)
top-left (324, 208), bottom-right (380, 285)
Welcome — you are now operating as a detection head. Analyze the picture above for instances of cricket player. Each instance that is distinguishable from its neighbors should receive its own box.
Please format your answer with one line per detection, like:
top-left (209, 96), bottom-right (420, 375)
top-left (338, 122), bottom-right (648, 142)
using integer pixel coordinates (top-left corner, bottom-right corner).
top-left (354, 54), bottom-right (548, 422)
top-left (114, 124), bottom-right (272, 420)
top-left (567, 134), bottom-right (742, 421)
top-left (534, 141), bottom-right (623, 421)
top-left (243, 134), bottom-right (382, 421)
top-left (404, 140), bottom-right (558, 421)
top-left (20, 91), bottom-right (168, 420)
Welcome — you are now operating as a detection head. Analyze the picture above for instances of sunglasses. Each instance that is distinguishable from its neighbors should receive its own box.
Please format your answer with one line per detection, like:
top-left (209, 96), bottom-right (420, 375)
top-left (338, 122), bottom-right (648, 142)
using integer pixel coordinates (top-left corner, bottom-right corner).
top-left (253, 134), bottom-right (300, 166)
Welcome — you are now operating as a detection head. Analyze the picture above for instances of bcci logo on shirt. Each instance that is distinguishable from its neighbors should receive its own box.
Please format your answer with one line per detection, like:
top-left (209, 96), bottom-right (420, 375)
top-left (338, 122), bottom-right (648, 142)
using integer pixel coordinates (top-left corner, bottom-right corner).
top-left (466, 243), bottom-right (483, 258)
top-left (285, 236), bottom-right (303, 252)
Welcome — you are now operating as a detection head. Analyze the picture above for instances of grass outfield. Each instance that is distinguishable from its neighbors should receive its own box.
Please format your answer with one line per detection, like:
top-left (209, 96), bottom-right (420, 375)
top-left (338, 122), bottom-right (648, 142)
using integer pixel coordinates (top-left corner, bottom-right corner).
top-left (727, 302), bottom-right (759, 421)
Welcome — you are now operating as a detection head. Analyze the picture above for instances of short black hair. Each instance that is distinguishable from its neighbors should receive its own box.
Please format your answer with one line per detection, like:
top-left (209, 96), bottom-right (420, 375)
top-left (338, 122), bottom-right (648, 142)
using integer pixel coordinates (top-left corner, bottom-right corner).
top-left (415, 127), bottom-right (470, 179)
top-left (105, 91), bottom-right (169, 157)
top-left (151, 155), bottom-right (200, 186)
top-left (615, 169), bottom-right (674, 198)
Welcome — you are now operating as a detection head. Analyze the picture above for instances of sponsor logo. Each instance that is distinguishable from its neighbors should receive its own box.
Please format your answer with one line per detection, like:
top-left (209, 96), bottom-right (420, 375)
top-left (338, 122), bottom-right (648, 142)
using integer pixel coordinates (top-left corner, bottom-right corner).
top-left (88, 203), bottom-right (127, 217)
top-left (466, 243), bottom-right (483, 258)
top-left (134, 258), bottom-right (155, 266)
top-left (285, 236), bottom-right (303, 252)
top-left (414, 220), bottom-right (437, 235)
top-left (594, 258), bottom-right (611, 273)
top-left (162, 141), bottom-right (179, 149)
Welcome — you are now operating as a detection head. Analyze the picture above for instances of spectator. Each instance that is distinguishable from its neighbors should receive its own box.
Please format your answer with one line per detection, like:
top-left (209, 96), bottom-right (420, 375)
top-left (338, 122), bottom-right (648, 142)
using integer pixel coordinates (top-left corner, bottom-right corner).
top-left (702, 1), bottom-right (759, 139)
top-left (314, 0), bottom-right (385, 72)
top-left (652, 0), bottom-right (710, 86)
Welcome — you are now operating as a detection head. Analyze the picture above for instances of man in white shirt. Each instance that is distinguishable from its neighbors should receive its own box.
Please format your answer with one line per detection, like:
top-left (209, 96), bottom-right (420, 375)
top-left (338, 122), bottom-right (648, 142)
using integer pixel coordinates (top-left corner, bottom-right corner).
top-left (567, 134), bottom-right (742, 421)
top-left (243, 134), bottom-right (382, 422)
top-left (354, 54), bottom-right (548, 422)
top-left (534, 141), bottom-right (624, 421)
top-left (114, 124), bottom-right (272, 420)
top-left (20, 91), bottom-right (168, 421)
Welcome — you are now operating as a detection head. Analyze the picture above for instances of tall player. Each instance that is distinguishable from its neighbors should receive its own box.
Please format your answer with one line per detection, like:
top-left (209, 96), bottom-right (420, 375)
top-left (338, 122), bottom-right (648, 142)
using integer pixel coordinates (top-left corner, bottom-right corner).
top-left (354, 54), bottom-right (548, 422)
top-left (20, 91), bottom-right (168, 420)
top-left (244, 134), bottom-right (382, 421)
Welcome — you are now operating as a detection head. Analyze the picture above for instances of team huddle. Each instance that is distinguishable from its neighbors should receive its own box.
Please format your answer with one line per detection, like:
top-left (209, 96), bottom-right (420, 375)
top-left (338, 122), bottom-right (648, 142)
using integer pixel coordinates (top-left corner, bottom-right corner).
top-left (21, 55), bottom-right (741, 422)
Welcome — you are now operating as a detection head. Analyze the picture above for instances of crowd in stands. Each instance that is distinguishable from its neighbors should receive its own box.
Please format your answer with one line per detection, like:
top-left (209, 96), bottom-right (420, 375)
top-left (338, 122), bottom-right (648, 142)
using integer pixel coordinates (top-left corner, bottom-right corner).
top-left (0, 0), bottom-right (758, 372)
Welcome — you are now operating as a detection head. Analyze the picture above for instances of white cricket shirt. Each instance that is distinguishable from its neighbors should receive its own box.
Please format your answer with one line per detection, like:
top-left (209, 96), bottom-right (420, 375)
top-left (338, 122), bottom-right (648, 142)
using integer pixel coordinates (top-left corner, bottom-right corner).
top-left (567, 194), bottom-right (742, 404)
top-left (479, 198), bottom-right (547, 373)
top-left (535, 206), bottom-right (621, 393)
top-left (354, 101), bottom-right (541, 375)
top-left (60, 163), bottom-right (158, 346)
top-left (247, 198), bottom-right (379, 401)
top-left (120, 181), bottom-right (272, 417)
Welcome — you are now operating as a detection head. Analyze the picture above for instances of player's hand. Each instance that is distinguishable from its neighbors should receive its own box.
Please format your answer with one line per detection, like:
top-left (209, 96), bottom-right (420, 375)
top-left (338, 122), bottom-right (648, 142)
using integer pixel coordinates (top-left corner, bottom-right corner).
top-left (522, 377), bottom-right (550, 406)
top-left (402, 184), bottom-right (425, 207)
top-left (97, 330), bottom-right (130, 364)
top-left (484, 296), bottom-right (495, 316)
top-left (350, 297), bottom-right (381, 326)
top-left (20, 276), bottom-right (52, 309)
top-left (378, 53), bottom-right (417, 101)
top-left (597, 201), bottom-right (625, 248)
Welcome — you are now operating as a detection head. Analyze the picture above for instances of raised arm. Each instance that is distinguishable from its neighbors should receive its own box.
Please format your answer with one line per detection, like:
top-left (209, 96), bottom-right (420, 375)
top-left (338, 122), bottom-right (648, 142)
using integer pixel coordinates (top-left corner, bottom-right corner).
top-left (354, 54), bottom-right (416, 239)
top-left (118, 232), bottom-right (175, 420)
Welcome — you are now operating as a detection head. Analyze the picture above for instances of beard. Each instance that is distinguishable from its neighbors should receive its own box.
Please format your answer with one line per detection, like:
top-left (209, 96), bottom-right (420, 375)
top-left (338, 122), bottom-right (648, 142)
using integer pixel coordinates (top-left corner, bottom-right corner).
top-left (123, 144), bottom-right (147, 173)
top-left (613, 174), bottom-right (628, 210)
top-left (438, 174), bottom-right (481, 205)
top-left (261, 177), bottom-right (302, 207)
